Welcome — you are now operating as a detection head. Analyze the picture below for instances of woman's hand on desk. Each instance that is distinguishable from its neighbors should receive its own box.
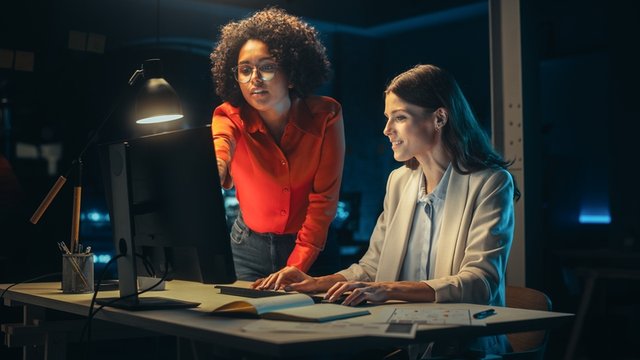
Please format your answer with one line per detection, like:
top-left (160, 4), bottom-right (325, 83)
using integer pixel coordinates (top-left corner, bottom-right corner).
top-left (252, 266), bottom-right (311, 290)
top-left (252, 266), bottom-right (346, 294)
top-left (325, 281), bottom-right (391, 306)
top-left (325, 281), bottom-right (436, 306)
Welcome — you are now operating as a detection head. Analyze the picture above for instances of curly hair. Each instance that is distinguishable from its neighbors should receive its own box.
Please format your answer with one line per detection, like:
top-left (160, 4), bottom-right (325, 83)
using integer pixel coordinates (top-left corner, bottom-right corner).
top-left (210, 7), bottom-right (331, 106)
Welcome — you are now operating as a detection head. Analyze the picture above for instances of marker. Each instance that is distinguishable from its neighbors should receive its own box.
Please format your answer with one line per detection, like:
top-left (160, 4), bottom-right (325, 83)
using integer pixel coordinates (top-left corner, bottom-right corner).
top-left (473, 308), bottom-right (496, 319)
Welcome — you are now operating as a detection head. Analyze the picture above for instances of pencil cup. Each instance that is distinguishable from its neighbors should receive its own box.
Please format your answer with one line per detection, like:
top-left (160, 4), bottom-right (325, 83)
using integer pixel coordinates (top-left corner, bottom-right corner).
top-left (62, 253), bottom-right (94, 294)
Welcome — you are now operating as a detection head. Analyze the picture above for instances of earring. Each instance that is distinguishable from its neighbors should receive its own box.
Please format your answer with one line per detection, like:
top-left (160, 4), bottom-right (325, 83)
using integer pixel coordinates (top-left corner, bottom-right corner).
top-left (435, 118), bottom-right (444, 132)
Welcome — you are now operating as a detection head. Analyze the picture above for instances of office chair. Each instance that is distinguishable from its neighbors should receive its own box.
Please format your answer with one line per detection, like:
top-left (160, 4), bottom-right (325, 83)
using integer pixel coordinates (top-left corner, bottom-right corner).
top-left (501, 286), bottom-right (552, 360)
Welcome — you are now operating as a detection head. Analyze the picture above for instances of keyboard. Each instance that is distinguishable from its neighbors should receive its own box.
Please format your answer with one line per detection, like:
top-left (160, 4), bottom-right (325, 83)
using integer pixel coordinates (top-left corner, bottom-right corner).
top-left (214, 285), bottom-right (348, 304)
top-left (215, 285), bottom-right (292, 299)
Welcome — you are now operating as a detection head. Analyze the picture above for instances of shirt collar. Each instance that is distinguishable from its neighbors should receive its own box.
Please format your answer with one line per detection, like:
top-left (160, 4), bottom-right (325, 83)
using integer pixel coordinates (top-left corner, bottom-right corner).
top-left (240, 97), bottom-right (323, 137)
top-left (239, 105), bottom-right (265, 134)
top-left (417, 162), bottom-right (452, 203)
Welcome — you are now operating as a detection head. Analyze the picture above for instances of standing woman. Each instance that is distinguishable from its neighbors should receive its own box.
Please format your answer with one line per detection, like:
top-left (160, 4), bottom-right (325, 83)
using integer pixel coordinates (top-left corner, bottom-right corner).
top-left (210, 8), bottom-right (345, 281)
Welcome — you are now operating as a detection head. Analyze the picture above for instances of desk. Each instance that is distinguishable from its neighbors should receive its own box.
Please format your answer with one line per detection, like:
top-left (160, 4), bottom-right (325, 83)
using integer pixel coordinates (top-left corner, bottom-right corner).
top-left (1, 281), bottom-right (573, 359)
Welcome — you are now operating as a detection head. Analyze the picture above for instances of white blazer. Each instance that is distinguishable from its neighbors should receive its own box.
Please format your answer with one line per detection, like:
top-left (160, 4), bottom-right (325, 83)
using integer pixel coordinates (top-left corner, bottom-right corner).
top-left (338, 165), bottom-right (515, 306)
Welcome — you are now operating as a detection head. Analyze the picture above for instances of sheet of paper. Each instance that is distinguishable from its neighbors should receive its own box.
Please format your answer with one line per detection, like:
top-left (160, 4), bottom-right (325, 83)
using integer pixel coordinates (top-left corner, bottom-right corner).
top-left (242, 319), bottom-right (417, 338)
top-left (385, 308), bottom-right (486, 326)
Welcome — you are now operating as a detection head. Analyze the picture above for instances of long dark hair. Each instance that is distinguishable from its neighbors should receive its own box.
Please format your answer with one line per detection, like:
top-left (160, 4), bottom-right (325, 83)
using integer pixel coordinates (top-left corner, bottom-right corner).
top-left (385, 64), bottom-right (520, 198)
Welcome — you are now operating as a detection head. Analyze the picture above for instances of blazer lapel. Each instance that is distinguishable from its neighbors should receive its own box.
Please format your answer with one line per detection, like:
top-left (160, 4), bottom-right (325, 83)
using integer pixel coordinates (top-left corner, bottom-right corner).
top-left (376, 170), bottom-right (420, 281)
top-left (433, 170), bottom-right (469, 278)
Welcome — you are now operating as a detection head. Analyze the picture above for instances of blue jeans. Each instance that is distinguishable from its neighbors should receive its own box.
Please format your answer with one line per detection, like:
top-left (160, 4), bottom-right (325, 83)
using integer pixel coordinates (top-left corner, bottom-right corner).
top-left (230, 214), bottom-right (296, 281)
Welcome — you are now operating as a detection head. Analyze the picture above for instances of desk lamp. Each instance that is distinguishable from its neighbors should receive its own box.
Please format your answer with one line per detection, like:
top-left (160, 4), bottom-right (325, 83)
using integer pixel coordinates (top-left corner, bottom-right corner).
top-left (130, 59), bottom-right (183, 124)
top-left (29, 59), bottom-right (183, 254)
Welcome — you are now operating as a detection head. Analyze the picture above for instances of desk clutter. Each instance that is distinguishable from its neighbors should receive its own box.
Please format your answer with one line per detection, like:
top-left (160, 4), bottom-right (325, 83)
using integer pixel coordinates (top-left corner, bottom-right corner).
top-left (58, 241), bottom-right (94, 294)
top-left (0, 280), bottom-right (574, 359)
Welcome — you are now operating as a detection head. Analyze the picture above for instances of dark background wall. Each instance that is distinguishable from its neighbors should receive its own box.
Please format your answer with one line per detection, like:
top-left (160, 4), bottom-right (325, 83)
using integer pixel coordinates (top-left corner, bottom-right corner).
top-left (1, 0), bottom-right (639, 359)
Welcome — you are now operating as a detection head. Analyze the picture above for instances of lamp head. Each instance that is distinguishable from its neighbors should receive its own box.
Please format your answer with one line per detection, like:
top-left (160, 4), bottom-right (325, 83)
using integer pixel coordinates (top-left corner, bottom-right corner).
top-left (134, 59), bottom-right (184, 124)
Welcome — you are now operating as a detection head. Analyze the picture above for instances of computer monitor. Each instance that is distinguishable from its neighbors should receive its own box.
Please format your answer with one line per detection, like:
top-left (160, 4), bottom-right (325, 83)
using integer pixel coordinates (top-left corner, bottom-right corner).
top-left (98, 125), bottom-right (236, 310)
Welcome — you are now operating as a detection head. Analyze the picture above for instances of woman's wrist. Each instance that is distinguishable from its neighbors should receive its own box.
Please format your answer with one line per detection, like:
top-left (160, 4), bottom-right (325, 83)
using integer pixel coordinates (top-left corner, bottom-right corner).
top-left (315, 274), bottom-right (346, 291)
top-left (387, 281), bottom-right (435, 302)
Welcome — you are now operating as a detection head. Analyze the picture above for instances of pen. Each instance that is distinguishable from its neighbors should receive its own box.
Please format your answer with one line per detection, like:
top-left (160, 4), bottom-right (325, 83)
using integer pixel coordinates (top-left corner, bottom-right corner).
top-left (473, 308), bottom-right (496, 319)
top-left (57, 242), bottom-right (67, 255)
top-left (58, 241), bottom-right (72, 254)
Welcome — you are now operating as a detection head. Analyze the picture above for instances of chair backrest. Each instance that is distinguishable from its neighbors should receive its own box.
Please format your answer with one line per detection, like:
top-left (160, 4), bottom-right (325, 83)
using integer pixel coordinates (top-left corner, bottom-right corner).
top-left (505, 286), bottom-right (552, 356)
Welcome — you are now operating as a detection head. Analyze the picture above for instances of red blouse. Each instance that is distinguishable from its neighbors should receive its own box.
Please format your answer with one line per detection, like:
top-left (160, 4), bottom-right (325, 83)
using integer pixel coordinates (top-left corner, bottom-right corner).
top-left (212, 96), bottom-right (345, 271)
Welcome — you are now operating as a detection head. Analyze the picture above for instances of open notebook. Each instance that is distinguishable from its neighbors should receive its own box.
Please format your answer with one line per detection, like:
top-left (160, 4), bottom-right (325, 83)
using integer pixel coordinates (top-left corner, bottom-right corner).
top-left (212, 289), bottom-right (370, 322)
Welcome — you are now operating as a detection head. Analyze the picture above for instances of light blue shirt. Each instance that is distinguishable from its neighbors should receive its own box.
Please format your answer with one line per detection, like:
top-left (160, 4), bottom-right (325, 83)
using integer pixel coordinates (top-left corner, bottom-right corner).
top-left (399, 164), bottom-right (451, 281)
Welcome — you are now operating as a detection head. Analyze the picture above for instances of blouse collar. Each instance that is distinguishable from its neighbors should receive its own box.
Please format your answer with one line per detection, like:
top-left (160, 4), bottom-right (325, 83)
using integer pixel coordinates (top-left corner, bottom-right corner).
top-left (240, 97), bottom-right (323, 137)
top-left (417, 162), bottom-right (452, 203)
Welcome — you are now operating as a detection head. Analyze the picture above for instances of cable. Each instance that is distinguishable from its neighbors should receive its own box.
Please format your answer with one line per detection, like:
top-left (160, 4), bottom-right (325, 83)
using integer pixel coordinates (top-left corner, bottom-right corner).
top-left (136, 252), bottom-right (156, 277)
top-left (81, 253), bottom-right (123, 359)
top-left (0, 272), bottom-right (62, 302)
top-left (83, 267), bottom-right (169, 357)
top-left (81, 253), bottom-right (170, 359)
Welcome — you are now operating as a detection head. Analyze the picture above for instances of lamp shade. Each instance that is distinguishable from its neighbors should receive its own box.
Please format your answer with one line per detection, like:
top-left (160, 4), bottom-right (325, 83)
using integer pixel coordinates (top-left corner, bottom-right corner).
top-left (134, 59), bottom-right (184, 124)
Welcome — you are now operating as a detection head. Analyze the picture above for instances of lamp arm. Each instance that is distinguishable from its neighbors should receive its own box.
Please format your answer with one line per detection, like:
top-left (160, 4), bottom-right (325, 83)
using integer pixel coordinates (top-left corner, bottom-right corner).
top-left (29, 174), bottom-right (68, 224)
top-left (128, 69), bottom-right (144, 86)
top-left (30, 66), bottom-right (141, 225)
top-left (29, 158), bottom-right (81, 225)
top-left (70, 159), bottom-right (82, 252)
top-left (77, 81), bottom-right (132, 161)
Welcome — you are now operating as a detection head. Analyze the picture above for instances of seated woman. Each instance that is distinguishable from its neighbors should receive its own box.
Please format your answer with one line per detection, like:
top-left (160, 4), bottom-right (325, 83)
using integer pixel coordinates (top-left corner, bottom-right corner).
top-left (254, 64), bottom-right (519, 358)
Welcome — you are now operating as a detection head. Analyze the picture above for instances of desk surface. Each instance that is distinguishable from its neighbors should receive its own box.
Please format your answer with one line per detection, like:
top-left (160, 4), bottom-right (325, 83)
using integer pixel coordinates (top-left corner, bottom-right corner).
top-left (1, 281), bottom-right (573, 358)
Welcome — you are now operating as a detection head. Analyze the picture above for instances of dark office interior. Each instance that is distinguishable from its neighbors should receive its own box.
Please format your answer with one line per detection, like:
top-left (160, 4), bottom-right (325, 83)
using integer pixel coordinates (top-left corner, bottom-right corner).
top-left (1, 0), bottom-right (639, 359)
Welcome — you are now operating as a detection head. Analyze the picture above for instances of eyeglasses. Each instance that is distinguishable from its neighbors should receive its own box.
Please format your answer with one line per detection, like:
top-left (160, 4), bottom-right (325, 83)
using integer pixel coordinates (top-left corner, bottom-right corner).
top-left (232, 63), bottom-right (278, 83)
